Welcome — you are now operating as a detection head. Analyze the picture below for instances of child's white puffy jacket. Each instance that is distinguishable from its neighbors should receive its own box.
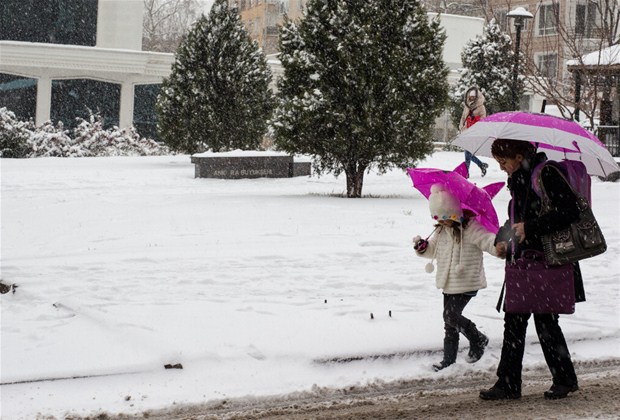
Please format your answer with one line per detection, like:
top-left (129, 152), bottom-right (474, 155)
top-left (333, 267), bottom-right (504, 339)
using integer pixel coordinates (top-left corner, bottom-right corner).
top-left (416, 220), bottom-right (497, 294)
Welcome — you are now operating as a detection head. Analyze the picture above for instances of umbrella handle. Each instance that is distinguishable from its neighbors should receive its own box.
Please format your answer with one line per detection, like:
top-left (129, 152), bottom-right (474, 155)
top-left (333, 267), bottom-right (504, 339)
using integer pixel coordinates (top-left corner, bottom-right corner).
top-left (414, 225), bottom-right (440, 252)
top-left (425, 225), bottom-right (440, 241)
top-left (414, 239), bottom-right (428, 252)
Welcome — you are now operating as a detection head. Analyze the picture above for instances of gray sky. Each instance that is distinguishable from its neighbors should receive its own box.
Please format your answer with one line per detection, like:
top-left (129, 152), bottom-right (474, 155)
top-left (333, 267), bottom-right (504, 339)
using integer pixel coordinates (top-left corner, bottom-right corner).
top-left (202, 0), bottom-right (214, 12)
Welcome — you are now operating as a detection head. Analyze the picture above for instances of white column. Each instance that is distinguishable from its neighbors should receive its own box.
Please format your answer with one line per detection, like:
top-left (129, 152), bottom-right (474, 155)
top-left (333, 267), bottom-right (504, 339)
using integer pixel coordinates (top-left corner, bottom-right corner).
top-left (35, 76), bottom-right (52, 126)
top-left (97, 0), bottom-right (144, 50)
top-left (119, 82), bottom-right (134, 128)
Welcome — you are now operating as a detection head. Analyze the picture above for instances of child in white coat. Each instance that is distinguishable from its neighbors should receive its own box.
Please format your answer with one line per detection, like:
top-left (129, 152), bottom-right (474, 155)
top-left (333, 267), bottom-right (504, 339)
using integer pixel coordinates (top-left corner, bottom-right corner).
top-left (413, 184), bottom-right (497, 371)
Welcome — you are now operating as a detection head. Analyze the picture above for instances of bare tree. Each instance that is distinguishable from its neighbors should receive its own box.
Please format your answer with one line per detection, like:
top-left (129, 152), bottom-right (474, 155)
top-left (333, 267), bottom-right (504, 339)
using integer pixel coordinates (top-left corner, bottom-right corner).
top-left (428, 1), bottom-right (618, 127)
top-left (142, 0), bottom-right (204, 52)
top-left (422, 0), bottom-right (486, 17)
top-left (515, 0), bottom-right (619, 127)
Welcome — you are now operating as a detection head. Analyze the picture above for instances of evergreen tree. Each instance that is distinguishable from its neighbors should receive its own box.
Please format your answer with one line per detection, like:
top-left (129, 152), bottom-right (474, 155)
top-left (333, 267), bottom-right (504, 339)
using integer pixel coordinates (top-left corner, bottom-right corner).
top-left (449, 20), bottom-right (518, 126)
top-left (272, 0), bottom-right (449, 198)
top-left (157, 0), bottom-right (274, 154)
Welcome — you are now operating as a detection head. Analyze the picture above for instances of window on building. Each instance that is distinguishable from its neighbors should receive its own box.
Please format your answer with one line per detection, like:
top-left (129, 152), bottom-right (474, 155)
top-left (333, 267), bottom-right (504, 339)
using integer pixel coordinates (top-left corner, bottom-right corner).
top-left (279, 0), bottom-right (288, 15)
top-left (536, 54), bottom-right (558, 81)
top-left (538, 3), bottom-right (560, 36)
top-left (134, 84), bottom-right (162, 141)
top-left (254, 17), bottom-right (262, 37)
top-left (497, 10), bottom-right (509, 32)
top-left (575, 1), bottom-right (599, 37)
top-left (51, 79), bottom-right (120, 129)
top-left (0, 73), bottom-right (37, 121)
top-left (0, 0), bottom-right (98, 46)
top-left (266, 12), bottom-right (277, 28)
top-left (520, 94), bottom-right (532, 112)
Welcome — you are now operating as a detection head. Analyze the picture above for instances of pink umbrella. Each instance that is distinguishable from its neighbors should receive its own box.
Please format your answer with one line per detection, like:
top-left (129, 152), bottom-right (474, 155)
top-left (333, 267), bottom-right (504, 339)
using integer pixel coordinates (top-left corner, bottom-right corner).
top-left (407, 162), bottom-right (505, 233)
top-left (453, 111), bottom-right (620, 177)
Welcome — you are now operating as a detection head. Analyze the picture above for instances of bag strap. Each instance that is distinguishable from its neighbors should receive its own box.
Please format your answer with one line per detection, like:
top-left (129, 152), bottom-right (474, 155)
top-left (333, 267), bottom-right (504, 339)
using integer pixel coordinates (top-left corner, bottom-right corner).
top-left (530, 162), bottom-right (545, 199)
top-left (509, 191), bottom-right (516, 263)
top-left (496, 282), bottom-right (505, 313)
top-left (536, 162), bottom-right (588, 214)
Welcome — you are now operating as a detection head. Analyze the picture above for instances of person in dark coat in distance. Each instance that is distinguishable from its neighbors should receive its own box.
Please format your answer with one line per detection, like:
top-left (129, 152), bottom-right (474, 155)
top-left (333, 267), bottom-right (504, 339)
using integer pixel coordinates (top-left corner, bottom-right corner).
top-left (479, 138), bottom-right (585, 401)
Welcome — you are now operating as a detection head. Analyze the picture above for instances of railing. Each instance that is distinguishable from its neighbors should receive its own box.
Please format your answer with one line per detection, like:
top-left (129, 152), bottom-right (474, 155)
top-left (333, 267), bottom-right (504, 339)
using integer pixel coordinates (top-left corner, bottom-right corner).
top-left (596, 126), bottom-right (620, 157)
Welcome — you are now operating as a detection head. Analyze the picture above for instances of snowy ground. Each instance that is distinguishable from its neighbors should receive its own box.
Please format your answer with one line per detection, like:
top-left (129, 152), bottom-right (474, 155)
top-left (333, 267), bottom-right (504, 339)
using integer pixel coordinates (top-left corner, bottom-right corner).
top-left (1, 151), bottom-right (619, 419)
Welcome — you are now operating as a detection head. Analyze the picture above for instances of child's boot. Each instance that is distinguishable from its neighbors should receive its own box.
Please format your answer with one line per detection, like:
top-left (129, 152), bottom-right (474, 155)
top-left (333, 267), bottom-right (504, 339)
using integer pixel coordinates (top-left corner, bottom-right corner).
top-left (467, 333), bottom-right (489, 363)
top-left (434, 334), bottom-right (458, 371)
top-left (432, 360), bottom-right (454, 371)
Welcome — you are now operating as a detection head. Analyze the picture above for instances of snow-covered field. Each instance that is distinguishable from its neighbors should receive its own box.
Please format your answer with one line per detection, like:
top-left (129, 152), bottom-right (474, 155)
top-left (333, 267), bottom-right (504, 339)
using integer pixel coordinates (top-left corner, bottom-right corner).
top-left (1, 151), bottom-right (619, 419)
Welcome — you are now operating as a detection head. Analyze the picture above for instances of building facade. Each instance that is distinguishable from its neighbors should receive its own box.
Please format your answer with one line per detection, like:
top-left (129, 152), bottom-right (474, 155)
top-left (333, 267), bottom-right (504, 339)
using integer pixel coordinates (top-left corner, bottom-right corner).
top-left (486, 0), bottom-right (610, 112)
top-left (228, 0), bottom-right (306, 54)
top-left (0, 0), bottom-right (175, 139)
top-left (425, 1), bottom-right (616, 117)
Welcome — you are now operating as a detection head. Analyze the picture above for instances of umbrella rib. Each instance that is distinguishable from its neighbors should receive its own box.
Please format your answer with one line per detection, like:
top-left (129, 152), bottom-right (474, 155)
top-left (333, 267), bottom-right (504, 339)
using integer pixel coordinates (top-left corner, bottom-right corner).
top-left (597, 158), bottom-right (607, 177)
top-left (472, 136), bottom-right (494, 156)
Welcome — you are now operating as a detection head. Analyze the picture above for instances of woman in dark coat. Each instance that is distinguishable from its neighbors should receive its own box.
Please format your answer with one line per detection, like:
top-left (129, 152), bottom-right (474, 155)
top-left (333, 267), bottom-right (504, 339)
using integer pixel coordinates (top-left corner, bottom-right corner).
top-left (480, 139), bottom-right (585, 401)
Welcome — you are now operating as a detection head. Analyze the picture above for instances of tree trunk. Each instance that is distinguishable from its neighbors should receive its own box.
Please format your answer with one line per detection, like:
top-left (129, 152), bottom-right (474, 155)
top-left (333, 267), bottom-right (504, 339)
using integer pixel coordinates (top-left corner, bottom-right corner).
top-left (345, 164), bottom-right (365, 198)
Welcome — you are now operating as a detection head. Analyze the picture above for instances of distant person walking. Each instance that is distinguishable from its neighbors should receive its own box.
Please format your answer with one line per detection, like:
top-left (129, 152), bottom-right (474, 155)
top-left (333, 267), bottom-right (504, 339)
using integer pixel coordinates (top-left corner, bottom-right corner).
top-left (459, 87), bottom-right (489, 177)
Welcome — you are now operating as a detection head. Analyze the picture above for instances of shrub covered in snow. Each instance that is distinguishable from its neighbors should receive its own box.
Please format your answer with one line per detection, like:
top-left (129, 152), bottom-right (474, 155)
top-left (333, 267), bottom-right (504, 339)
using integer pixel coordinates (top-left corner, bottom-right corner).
top-left (0, 108), bottom-right (171, 158)
top-left (0, 107), bottom-right (34, 158)
top-left (67, 114), bottom-right (170, 157)
top-left (28, 120), bottom-right (74, 157)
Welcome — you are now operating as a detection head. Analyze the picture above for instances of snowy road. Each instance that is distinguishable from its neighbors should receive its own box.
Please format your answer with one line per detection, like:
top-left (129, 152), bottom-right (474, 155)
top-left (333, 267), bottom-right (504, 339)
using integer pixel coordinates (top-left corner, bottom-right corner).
top-left (143, 359), bottom-right (620, 419)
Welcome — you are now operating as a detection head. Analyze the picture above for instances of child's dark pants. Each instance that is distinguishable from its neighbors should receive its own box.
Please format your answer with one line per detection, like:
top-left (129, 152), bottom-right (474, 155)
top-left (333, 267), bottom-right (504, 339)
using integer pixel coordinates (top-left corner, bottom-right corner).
top-left (442, 292), bottom-right (485, 364)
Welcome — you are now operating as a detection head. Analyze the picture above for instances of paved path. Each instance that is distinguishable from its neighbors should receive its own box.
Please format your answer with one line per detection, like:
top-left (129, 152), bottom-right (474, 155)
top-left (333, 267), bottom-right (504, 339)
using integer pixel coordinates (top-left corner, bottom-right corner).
top-left (136, 359), bottom-right (620, 420)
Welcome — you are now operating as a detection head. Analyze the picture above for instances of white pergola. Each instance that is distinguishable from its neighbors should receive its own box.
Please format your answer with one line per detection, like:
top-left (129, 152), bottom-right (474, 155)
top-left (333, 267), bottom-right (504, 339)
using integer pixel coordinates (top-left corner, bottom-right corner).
top-left (0, 40), bottom-right (174, 127)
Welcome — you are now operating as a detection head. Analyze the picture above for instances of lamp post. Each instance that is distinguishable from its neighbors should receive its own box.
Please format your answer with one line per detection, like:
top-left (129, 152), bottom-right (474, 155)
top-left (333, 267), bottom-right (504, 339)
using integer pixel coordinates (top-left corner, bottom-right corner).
top-left (507, 7), bottom-right (533, 111)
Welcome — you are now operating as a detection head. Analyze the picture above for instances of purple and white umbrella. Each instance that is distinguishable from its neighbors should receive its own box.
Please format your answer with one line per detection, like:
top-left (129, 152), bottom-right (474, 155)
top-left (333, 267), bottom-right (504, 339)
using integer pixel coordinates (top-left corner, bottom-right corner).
top-left (453, 111), bottom-right (620, 177)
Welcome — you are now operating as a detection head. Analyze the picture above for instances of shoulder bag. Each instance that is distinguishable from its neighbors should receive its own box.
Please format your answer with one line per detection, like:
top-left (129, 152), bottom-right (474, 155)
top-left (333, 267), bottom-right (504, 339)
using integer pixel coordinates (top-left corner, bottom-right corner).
top-left (496, 197), bottom-right (575, 314)
top-left (536, 164), bottom-right (606, 266)
top-left (503, 250), bottom-right (575, 314)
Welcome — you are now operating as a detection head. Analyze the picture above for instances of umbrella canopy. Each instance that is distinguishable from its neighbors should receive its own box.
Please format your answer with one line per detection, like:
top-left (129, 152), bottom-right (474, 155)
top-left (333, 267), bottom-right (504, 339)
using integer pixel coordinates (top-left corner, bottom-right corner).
top-left (452, 111), bottom-right (620, 177)
top-left (407, 162), bottom-right (505, 234)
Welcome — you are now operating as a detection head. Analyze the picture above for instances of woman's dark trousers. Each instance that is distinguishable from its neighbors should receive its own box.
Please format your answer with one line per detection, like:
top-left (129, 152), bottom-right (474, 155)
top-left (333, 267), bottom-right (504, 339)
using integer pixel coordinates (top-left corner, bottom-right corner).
top-left (442, 293), bottom-right (484, 364)
top-left (496, 312), bottom-right (578, 394)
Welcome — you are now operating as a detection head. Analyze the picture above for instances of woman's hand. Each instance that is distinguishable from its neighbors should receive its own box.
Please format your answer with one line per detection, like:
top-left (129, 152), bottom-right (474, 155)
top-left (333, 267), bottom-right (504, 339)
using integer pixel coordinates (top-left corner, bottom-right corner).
top-left (495, 241), bottom-right (508, 259)
top-left (512, 222), bottom-right (526, 243)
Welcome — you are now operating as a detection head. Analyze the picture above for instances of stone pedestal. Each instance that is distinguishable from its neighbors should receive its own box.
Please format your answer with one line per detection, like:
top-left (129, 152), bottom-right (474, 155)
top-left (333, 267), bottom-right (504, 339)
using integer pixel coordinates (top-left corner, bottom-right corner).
top-left (191, 152), bottom-right (311, 179)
